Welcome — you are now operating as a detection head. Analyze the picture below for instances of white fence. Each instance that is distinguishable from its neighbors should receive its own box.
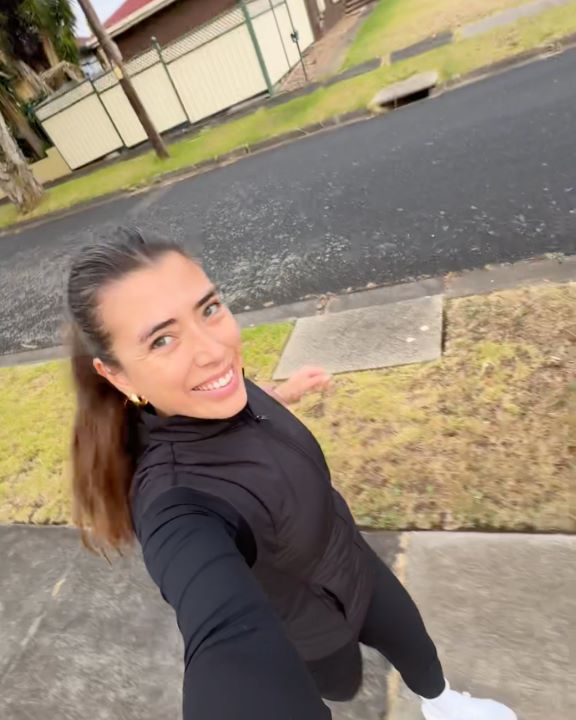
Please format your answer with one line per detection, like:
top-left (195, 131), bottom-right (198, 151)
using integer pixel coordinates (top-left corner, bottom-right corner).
top-left (34, 0), bottom-right (313, 170)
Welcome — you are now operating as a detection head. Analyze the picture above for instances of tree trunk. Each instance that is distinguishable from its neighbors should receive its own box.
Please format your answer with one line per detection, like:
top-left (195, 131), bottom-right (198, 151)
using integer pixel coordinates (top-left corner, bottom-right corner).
top-left (1, 98), bottom-right (46, 160)
top-left (41, 35), bottom-right (60, 69)
top-left (15, 62), bottom-right (52, 98)
top-left (0, 111), bottom-right (43, 213)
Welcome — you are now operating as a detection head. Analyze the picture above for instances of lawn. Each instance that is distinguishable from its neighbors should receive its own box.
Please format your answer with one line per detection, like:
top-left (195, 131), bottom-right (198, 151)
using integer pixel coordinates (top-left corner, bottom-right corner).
top-left (1, 284), bottom-right (574, 532)
top-left (0, 322), bottom-right (293, 525)
top-left (343, 0), bottom-right (533, 69)
top-left (299, 284), bottom-right (576, 533)
top-left (1, 0), bottom-right (576, 231)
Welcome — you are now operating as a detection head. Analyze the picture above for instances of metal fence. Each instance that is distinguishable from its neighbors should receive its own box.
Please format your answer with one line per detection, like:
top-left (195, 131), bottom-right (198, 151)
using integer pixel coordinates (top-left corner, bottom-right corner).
top-left (34, 0), bottom-right (313, 170)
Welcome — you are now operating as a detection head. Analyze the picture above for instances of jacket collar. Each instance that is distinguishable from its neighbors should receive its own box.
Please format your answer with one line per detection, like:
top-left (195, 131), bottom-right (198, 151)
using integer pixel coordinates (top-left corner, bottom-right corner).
top-left (137, 379), bottom-right (261, 444)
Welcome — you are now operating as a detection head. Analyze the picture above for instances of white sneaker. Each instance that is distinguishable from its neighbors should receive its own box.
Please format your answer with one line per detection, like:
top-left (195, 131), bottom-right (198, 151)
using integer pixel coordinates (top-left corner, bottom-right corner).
top-left (421, 681), bottom-right (517, 720)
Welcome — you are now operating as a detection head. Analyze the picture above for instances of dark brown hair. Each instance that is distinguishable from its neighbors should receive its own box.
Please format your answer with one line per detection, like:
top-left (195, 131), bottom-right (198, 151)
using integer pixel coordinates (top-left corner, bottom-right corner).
top-left (67, 227), bottom-right (187, 552)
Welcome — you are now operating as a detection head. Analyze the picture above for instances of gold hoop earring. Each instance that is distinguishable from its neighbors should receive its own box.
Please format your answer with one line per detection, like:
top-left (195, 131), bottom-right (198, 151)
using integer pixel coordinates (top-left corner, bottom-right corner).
top-left (128, 393), bottom-right (148, 407)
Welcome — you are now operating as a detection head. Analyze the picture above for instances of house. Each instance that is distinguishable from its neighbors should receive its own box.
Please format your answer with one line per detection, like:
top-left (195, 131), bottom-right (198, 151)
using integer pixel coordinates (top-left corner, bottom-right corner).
top-left (99, 0), bottom-right (239, 59)
top-left (76, 37), bottom-right (108, 79)
top-left (89, 0), bottom-right (345, 61)
top-left (37, 0), bottom-right (318, 170)
top-left (309, 0), bottom-right (345, 37)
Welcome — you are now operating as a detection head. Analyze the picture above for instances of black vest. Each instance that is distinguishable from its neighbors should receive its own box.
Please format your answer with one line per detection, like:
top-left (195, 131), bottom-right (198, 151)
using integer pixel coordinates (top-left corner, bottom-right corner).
top-left (131, 380), bottom-right (375, 660)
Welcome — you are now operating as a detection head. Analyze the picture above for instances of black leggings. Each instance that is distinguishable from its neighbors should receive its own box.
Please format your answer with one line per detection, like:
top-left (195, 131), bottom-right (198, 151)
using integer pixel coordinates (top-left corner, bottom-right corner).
top-left (306, 548), bottom-right (445, 702)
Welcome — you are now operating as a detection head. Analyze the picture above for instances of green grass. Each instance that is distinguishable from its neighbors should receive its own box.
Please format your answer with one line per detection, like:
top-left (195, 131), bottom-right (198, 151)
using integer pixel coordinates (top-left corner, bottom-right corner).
top-left (1, 0), bottom-right (575, 231)
top-left (0, 361), bottom-right (74, 524)
top-left (0, 323), bottom-right (293, 525)
top-left (1, 285), bottom-right (574, 532)
top-left (343, 0), bottom-right (531, 69)
top-left (296, 284), bottom-right (576, 532)
top-left (241, 322), bottom-right (293, 381)
top-left (365, 0), bottom-right (576, 84)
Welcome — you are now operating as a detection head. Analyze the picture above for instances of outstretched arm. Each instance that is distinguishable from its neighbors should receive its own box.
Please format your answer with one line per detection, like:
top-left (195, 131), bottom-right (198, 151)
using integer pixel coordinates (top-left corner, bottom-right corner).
top-left (138, 487), bottom-right (331, 720)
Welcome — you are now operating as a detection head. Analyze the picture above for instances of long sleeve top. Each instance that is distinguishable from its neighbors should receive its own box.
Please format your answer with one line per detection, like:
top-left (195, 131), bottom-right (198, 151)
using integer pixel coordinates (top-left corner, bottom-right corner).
top-left (138, 486), bottom-right (332, 719)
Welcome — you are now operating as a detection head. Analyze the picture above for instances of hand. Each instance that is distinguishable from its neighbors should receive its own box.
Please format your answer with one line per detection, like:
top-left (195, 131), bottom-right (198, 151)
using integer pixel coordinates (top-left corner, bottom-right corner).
top-left (274, 366), bottom-right (332, 405)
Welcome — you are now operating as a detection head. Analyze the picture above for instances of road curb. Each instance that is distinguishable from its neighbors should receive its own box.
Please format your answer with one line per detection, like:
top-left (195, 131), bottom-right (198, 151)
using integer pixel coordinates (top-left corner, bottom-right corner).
top-left (1, 41), bottom-right (575, 238)
top-left (2, 254), bottom-right (574, 369)
top-left (443, 31), bottom-right (576, 88)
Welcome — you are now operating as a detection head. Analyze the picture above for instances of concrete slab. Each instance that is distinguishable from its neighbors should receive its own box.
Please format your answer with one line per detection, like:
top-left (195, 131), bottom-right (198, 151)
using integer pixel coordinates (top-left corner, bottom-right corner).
top-left (273, 295), bottom-right (443, 380)
top-left (324, 58), bottom-right (382, 88)
top-left (390, 32), bottom-right (453, 64)
top-left (0, 345), bottom-right (66, 368)
top-left (328, 646), bottom-right (390, 720)
top-left (460, 0), bottom-right (570, 39)
top-left (446, 255), bottom-right (576, 298)
top-left (0, 526), bottom-right (182, 720)
top-left (0, 526), bottom-right (80, 680)
top-left (328, 278), bottom-right (443, 314)
top-left (363, 531), bottom-right (403, 569)
top-left (0, 525), bottom-right (402, 720)
top-left (2, 525), bottom-right (575, 719)
top-left (327, 533), bottom-right (402, 720)
top-left (369, 72), bottom-right (439, 109)
top-left (388, 533), bottom-right (576, 720)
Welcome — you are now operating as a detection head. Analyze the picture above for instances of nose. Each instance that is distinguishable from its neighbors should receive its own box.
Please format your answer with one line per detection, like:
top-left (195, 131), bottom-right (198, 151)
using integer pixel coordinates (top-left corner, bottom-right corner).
top-left (191, 328), bottom-right (228, 368)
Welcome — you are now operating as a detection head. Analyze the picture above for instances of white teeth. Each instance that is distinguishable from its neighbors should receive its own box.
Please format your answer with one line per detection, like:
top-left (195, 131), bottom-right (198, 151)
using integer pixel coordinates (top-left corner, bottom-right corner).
top-left (195, 368), bottom-right (234, 391)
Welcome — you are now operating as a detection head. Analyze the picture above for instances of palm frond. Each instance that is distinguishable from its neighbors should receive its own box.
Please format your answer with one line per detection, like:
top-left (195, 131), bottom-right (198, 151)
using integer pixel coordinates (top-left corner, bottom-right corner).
top-left (2, 0), bottom-right (79, 67)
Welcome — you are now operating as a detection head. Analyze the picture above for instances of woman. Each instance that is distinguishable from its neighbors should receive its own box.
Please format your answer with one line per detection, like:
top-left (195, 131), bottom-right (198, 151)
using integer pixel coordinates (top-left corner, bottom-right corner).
top-left (67, 227), bottom-right (516, 720)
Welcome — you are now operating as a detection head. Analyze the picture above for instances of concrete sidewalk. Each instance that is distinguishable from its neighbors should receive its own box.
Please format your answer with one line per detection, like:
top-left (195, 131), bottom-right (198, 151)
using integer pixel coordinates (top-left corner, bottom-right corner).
top-left (0, 527), bottom-right (574, 719)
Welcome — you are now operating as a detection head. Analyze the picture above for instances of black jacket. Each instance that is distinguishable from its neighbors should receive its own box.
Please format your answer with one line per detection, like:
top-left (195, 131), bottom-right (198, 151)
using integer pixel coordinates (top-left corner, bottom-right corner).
top-left (131, 380), bottom-right (375, 718)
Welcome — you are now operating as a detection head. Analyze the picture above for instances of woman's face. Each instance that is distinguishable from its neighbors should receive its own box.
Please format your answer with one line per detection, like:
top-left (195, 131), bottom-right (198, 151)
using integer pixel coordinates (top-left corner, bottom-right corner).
top-left (94, 252), bottom-right (247, 419)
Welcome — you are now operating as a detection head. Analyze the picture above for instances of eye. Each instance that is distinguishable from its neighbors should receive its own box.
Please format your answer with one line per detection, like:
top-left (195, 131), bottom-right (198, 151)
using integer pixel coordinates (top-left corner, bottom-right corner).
top-left (150, 335), bottom-right (174, 350)
top-left (204, 300), bottom-right (222, 318)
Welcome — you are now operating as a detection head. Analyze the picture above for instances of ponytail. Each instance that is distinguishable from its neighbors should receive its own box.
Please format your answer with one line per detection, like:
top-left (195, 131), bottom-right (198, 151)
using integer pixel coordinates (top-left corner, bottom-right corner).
top-left (70, 324), bottom-right (136, 552)
top-left (66, 228), bottom-right (186, 554)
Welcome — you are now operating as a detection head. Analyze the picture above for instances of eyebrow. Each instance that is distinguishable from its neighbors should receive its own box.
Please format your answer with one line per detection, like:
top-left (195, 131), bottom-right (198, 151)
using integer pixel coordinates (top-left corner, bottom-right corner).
top-left (138, 287), bottom-right (219, 344)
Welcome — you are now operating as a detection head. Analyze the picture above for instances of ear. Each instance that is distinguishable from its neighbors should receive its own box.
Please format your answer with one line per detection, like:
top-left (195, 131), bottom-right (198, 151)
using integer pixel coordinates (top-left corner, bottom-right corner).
top-left (93, 358), bottom-right (135, 399)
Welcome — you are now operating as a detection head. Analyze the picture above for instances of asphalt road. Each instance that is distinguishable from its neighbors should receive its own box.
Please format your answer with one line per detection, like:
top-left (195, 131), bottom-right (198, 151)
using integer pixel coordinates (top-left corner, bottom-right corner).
top-left (1, 49), bottom-right (576, 355)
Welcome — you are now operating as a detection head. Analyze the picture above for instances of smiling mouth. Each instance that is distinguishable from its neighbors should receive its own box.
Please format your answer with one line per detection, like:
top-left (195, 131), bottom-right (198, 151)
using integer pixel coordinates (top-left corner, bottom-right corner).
top-left (193, 366), bottom-right (235, 392)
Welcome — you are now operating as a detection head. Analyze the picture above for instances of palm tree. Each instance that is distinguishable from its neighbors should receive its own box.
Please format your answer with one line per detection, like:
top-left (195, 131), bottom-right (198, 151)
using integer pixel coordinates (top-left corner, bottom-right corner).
top-left (0, 0), bottom-right (79, 163)
top-left (0, 1), bottom-right (79, 72)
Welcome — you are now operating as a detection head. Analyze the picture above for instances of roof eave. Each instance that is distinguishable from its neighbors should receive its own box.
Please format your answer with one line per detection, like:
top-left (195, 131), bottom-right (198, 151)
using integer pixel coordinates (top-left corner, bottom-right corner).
top-left (85, 0), bottom-right (181, 49)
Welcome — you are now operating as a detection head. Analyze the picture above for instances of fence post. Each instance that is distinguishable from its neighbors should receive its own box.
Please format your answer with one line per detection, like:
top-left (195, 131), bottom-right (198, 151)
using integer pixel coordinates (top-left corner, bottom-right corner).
top-left (239, 0), bottom-right (274, 96)
top-left (151, 36), bottom-right (192, 124)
